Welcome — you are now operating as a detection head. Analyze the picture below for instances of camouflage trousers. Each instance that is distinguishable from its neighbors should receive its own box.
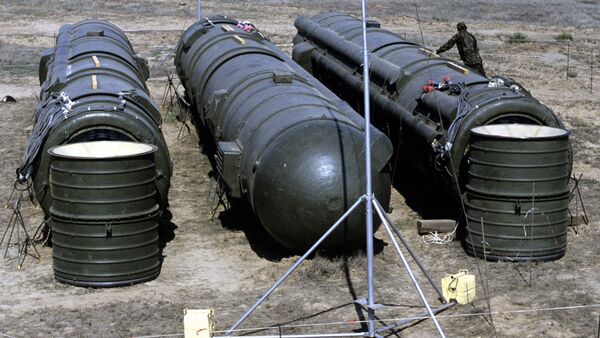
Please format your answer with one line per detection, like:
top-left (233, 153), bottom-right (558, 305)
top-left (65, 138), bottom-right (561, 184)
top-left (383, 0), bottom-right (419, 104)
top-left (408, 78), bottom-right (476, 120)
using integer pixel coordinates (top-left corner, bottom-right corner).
top-left (466, 62), bottom-right (486, 77)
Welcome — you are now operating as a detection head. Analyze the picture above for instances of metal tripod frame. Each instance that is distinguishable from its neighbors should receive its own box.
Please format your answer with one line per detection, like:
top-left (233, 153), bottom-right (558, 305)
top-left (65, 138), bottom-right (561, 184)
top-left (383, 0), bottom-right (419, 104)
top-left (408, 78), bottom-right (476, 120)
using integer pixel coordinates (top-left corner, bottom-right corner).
top-left (217, 195), bottom-right (450, 338)
top-left (216, 1), bottom-right (451, 337)
top-left (1, 193), bottom-right (41, 269)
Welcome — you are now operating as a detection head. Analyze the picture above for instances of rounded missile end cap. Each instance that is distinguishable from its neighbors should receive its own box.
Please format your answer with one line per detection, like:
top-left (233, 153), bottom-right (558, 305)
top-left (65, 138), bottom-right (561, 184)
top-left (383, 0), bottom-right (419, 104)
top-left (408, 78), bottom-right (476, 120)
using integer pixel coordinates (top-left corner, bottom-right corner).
top-left (252, 120), bottom-right (391, 252)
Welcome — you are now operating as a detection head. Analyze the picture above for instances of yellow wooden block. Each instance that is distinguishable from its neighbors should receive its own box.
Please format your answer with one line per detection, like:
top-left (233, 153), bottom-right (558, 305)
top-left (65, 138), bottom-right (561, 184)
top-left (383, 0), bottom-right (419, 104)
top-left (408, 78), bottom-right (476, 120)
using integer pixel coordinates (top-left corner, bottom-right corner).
top-left (418, 48), bottom-right (440, 58)
top-left (232, 35), bottom-right (246, 45)
top-left (184, 309), bottom-right (215, 338)
top-left (446, 62), bottom-right (470, 75)
top-left (92, 55), bottom-right (101, 67)
top-left (91, 75), bottom-right (98, 90)
top-left (441, 269), bottom-right (476, 305)
top-left (221, 25), bottom-right (234, 32)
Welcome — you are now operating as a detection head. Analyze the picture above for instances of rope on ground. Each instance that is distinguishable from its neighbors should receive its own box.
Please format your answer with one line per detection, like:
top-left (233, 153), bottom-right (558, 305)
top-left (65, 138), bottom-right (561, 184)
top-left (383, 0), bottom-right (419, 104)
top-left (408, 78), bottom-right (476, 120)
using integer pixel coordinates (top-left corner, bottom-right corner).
top-left (422, 223), bottom-right (458, 245)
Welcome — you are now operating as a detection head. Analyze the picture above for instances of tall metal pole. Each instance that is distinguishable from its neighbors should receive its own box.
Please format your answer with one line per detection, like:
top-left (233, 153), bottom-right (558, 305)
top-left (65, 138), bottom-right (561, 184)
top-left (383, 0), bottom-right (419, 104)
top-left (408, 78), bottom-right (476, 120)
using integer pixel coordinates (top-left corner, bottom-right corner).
top-left (359, 1), bottom-right (376, 337)
top-left (219, 5), bottom-right (445, 337)
top-left (197, 0), bottom-right (201, 20)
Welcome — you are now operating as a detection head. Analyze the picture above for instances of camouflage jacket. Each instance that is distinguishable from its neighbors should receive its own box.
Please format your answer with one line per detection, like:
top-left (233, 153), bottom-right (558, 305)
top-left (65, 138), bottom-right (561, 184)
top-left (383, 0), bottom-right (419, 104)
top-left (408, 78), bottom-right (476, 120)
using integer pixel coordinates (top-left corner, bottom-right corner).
top-left (436, 30), bottom-right (482, 65)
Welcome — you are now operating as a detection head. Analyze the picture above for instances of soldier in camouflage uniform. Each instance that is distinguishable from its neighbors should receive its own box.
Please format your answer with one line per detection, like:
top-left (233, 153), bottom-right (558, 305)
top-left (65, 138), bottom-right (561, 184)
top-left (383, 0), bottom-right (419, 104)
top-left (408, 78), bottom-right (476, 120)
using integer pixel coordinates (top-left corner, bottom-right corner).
top-left (436, 22), bottom-right (486, 77)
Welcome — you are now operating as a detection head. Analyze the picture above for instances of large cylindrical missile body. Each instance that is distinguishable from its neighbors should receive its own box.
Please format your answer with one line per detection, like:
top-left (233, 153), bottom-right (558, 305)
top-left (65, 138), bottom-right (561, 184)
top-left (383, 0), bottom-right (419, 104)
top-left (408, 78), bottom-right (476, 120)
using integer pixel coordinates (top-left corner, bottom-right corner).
top-left (292, 12), bottom-right (571, 197)
top-left (19, 20), bottom-right (172, 213)
top-left (174, 16), bottom-right (393, 252)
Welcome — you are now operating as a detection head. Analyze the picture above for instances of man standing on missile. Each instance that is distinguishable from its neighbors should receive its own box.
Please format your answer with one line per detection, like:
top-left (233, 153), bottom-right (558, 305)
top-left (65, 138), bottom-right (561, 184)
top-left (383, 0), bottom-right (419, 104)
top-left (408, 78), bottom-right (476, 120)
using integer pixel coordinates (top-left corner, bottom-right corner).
top-left (436, 22), bottom-right (486, 77)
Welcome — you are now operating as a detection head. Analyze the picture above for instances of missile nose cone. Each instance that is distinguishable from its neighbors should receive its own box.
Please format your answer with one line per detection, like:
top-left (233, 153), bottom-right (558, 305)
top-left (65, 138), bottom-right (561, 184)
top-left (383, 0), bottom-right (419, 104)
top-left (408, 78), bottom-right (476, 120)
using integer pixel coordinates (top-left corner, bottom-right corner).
top-left (252, 120), bottom-right (391, 252)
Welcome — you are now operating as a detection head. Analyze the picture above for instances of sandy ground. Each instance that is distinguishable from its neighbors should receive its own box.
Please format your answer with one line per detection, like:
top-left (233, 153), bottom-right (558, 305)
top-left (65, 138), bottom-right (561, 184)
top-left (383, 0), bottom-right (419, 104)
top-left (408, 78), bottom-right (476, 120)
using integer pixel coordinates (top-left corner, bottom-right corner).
top-left (0, 1), bottom-right (599, 337)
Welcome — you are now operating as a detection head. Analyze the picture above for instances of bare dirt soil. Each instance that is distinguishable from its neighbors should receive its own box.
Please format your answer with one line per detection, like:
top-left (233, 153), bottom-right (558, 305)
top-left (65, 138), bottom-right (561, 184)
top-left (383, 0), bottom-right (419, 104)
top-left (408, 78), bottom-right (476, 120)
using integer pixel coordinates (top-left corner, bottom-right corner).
top-left (0, 1), bottom-right (599, 337)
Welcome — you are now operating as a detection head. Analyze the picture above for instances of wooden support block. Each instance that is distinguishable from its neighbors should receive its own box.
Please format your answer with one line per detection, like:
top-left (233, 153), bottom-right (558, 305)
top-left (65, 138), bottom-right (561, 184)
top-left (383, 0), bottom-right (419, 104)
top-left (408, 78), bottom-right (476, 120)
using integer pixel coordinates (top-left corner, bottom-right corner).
top-left (446, 62), bottom-right (470, 75)
top-left (221, 25), bottom-right (234, 32)
top-left (184, 309), bottom-right (214, 338)
top-left (91, 75), bottom-right (98, 90)
top-left (417, 219), bottom-right (457, 234)
top-left (419, 48), bottom-right (440, 58)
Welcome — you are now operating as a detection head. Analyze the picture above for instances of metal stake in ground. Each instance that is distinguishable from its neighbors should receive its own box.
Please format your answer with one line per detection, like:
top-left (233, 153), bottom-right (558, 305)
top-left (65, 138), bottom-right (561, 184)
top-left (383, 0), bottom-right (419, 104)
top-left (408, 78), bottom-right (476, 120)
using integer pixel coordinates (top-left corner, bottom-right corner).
top-left (566, 40), bottom-right (571, 81)
top-left (591, 49), bottom-right (594, 94)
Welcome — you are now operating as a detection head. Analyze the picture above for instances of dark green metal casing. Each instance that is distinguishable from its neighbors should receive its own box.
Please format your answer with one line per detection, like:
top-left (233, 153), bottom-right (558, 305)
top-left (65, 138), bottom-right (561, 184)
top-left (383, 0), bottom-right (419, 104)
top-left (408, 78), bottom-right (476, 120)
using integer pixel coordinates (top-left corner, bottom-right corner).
top-left (466, 125), bottom-right (571, 198)
top-left (174, 16), bottom-right (393, 252)
top-left (292, 12), bottom-right (570, 198)
top-left (49, 141), bottom-right (160, 287)
top-left (464, 125), bottom-right (571, 261)
top-left (29, 20), bottom-right (171, 215)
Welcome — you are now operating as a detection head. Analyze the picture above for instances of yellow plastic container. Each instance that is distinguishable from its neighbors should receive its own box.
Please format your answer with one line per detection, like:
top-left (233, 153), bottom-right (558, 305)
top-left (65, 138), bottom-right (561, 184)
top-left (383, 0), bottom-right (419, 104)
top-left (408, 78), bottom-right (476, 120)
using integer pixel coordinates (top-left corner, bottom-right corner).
top-left (441, 269), bottom-right (476, 305)
top-left (184, 308), bottom-right (215, 338)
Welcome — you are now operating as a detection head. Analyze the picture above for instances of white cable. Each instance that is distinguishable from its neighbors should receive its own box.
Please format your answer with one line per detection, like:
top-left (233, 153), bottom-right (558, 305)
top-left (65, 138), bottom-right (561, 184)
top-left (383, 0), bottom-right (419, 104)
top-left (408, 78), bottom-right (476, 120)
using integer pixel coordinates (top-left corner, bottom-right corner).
top-left (422, 223), bottom-right (458, 245)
